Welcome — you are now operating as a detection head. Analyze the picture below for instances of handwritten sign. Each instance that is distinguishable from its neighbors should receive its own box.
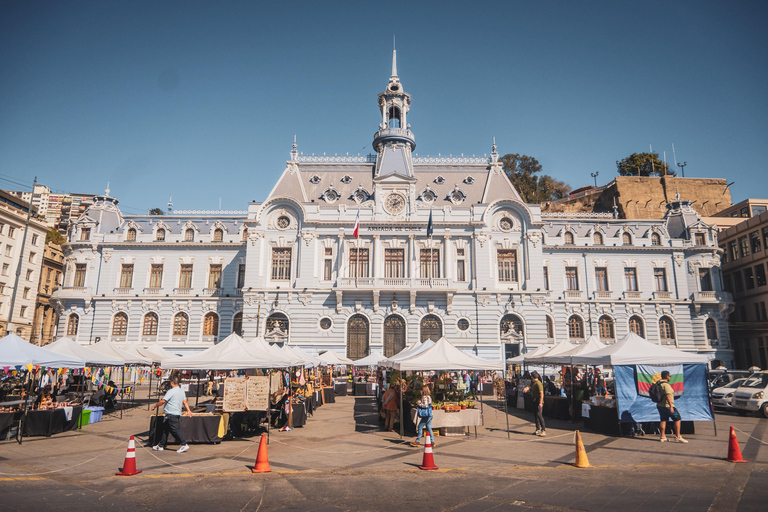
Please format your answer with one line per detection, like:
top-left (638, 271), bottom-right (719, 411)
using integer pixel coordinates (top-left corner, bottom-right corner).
top-left (223, 377), bottom-right (247, 412)
top-left (246, 376), bottom-right (270, 411)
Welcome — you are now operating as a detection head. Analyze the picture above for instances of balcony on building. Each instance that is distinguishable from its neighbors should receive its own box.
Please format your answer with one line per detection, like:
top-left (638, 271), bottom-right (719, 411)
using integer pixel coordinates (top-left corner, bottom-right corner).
top-left (563, 290), bottom-right (583, 299)
top-left (337, 277), bottom-right (450, 289)
top-left (174, 288), bottom-right (193, 295)
top-left (623, 291), bottom-right (642, 300)
top-left (593, 291), bottom-right (612, 299)
top-left (143, 287), bottom-right (162, 295)
top-left (51, 286), bottom-right (91, 298)
top-left (202, 287), bottom-right (222, 296)
top-left (113, 287), bottom-right (132, 295)
top-left (692, 291), bottom-right (734, 303)
top-left (653, 291), bottom-right (673, 300)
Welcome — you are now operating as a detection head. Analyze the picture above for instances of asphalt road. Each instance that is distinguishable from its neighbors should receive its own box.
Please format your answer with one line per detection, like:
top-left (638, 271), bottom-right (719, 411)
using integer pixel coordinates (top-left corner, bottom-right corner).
top-left (1, 393), bottom-right (766, 511)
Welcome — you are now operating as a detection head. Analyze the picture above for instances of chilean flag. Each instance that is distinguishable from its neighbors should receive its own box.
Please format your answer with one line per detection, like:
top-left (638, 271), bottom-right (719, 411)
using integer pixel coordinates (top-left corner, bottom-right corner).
top-left (353, 210), bottom-right (360, 239)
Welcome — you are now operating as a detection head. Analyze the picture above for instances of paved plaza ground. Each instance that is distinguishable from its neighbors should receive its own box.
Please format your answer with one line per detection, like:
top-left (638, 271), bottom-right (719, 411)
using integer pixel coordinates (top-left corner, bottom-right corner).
top-left (1, 390), bottom-right (766, 511)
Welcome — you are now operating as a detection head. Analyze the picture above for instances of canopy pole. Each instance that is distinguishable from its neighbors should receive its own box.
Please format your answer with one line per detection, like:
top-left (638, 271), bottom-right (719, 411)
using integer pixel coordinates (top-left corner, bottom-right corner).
top-left (121, 368), bottom-right (124, 419)
top-left (267, 371), bottom-right (271, 444)
top-left (147, 368), bottom-right (152, 411)
top-left (705, 367), bottom-right (717, 437)
top-left (504, 366), bottom-right (510, 439)
top-left (195, 371), bottom-right (200, 407)
top-left (398, 373), bottom-right (404, 439)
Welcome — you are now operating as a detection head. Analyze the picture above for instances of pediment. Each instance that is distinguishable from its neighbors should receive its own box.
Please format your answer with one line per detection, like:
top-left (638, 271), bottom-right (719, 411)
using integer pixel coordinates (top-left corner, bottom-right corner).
top-left (373, 172), bottom-right (417, 184)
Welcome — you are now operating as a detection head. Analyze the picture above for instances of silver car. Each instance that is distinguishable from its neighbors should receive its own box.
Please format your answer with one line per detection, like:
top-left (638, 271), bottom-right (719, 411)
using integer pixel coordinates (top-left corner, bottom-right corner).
top-left (711, 378), bottom-right (748, 409)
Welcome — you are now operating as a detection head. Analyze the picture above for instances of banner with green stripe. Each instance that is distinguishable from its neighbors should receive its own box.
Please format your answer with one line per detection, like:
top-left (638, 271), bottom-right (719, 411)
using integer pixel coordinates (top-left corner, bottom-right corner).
top-left (637, 364), bottom-right (684, 398)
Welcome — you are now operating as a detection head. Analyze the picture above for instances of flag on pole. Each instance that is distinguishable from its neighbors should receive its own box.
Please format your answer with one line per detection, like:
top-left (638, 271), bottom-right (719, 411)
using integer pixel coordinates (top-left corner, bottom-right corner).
top-left (353, 209), bottom-right (360, 238)
top-left (426, 209), bottom-right (433, 238)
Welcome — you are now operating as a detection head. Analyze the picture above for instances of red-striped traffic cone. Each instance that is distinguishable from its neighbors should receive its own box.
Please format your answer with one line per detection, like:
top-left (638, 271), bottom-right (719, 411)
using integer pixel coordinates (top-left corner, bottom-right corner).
top-left (116, 435), bottom-right (143, 476)
top-left (252, 434), bottom-right (272, 473)
top-left (726, 426), bottom-right (748, 463)
top-left (418, 437), bottom-right (439, 470)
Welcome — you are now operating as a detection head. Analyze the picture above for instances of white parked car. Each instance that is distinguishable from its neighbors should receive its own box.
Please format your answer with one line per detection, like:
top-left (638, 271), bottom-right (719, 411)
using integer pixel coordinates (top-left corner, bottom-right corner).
top-left (711, 378), bottom-right (748, 409)
top-left (731, 372), bottom-right (768, 418)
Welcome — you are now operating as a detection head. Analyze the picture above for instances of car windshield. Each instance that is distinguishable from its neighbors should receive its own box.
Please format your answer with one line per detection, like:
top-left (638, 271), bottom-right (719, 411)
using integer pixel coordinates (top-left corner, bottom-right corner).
top-left (723, 379), bottom-right (746, 389)
top-left (742, 376), bottom-right (768, 388)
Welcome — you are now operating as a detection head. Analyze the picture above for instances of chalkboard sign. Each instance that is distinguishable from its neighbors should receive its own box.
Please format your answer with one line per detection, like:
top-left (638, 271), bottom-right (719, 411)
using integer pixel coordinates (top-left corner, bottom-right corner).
top-left (223, 377), bottom-right (247, 412)
top-left (246, 376), bottom-right (270, 411)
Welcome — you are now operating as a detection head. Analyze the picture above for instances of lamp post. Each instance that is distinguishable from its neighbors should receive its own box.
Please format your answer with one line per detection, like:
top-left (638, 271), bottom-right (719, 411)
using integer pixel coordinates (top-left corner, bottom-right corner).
top-left (590, 172), bottom-right (599, 187)
top-left (677, 162), bottom-right (687, 177)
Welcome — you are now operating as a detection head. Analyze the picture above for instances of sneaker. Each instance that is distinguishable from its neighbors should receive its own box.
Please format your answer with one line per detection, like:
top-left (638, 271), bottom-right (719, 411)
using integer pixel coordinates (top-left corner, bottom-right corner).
top-left (532, 430), bottom-right (541, 435)
top-left (675, 436), bottom-right (689, 444)
top-left (660, 437), bottom-right (669, 442)
top-left (410, 441), bottom-right (420, 447)
top-left (176, 444), bottom-right (189, 453)
top-left (537, 431), bottom-right (547, 437)
top-left (152, 445), bottom-right (164, 451)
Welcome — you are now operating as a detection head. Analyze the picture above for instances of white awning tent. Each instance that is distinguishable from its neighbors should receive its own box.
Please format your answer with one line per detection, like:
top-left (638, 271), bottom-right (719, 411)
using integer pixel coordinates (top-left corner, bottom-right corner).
top-left (570, 332), bottom-right (711, 366)
top-left (121, 343), bottom-right (165, 364)
top-left (161, 333), bottom-right (279, 370)
top-left (0, 334), bottom-right (85, 368)
top-left (352, 350), bottom-right (387, 367)
top-left (142, 345), bottom-right (181, 361)
top-left (506, 344), bottom-right (553, 364)
top-left (290, 346), bottom-right (325, 367)
top-left (392, 337), bottom-right (505, 371)
top-left (90, 340), bottom-right (153, 365)
top-left (524, 340), bottom-right (577, 364)
top-left (248, 337), bottom-right (297, 367)
top-left (317, 350), bottom-right (354, 366)
top-left (381, 339), bottom-right (435, 368)
top-left (45, 337), bottom-right (124, 366)
top-left (546, 336), bottom-right (607, 365)
top-left (281, 345), bottom-right (317, 368)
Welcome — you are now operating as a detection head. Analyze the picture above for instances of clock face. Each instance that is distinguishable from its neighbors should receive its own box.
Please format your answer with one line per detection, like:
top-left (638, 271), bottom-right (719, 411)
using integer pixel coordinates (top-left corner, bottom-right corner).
top-left (384, 193), bottom-right (406, 215)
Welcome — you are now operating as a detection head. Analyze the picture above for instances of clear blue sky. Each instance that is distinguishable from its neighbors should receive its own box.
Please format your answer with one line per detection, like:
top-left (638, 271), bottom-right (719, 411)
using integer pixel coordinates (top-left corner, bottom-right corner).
top-left (1, 1), bottom-right (766, 215)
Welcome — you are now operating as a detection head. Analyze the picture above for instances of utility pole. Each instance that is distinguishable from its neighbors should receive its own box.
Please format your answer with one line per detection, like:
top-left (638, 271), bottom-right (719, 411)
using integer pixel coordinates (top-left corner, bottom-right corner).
top-left (590, 172), bottom-right (599, 187)
top-left (677, 161), bottom-right (687, 177)
top-left (6, 177), bottom-right (37, 338)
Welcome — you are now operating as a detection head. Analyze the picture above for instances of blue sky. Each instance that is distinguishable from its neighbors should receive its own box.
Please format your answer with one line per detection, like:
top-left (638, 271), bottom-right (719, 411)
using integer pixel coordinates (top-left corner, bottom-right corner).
top-left (1, 1), bottom-right (766, 215)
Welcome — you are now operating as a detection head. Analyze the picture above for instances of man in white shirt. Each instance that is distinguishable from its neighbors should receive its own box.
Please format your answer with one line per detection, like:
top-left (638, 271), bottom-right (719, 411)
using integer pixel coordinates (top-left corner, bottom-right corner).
top-left (151, 376), bottom-right (193, 453)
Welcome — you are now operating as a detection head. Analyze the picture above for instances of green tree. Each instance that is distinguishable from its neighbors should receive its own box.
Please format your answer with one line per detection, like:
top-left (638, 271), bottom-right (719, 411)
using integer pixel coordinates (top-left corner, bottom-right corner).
top-left (45, 228), bottom-right (66, 245)
top-left (148, 208), bottom-right (164, 215)
top-left (616, 152), bottom-right (670, 177)
top-left (501, 153), bottom-right (572, 203)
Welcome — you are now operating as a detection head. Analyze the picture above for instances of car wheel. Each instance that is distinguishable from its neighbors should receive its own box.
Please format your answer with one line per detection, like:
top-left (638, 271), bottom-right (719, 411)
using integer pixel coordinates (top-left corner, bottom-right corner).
top-left (761, 404), bottom-right (768, 419)
top-left (736, 410), bottom-right (748, 416)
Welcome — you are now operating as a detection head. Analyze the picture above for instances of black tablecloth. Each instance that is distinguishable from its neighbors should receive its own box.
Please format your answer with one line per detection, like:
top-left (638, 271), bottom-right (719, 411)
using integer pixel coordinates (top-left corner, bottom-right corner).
top-left (291, 402), bottom-right (307, 428)
top-left (354, 383), bottom-right (367, 396)
top-left (478, 383), bottom-right (494, 396)
top-left (0, 411), bottom-right (16, 436)
top-left (149, 415), bottom-right (222, 445)
top-left (23, 406), bottom-right (82, 437)
top-left (334, 383), bottom-right (347, 396)
top-left (583, 405), bottom-right (694, 436)
top-left (324, 387), bottom-right (336, 403)
top-left (524, 394), bottom-right (571, 420)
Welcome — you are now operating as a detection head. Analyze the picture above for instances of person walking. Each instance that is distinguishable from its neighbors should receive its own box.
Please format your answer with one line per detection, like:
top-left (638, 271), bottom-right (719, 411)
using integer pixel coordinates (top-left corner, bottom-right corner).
top-left (381, 384), bottom-right (399, 432)
top-left (411, 385), bottom-right (435, 447)
top-left (151, 376), bottom-right (193, 453)
top-left (523, 371), bottom-right (546, 436)
top-left (657, 371), bottom-right (687, 443)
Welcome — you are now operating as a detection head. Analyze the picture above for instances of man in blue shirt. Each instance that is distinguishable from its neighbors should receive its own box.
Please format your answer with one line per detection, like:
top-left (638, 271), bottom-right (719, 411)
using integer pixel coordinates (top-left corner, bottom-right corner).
top-left (151, 376), bottom-right (193, 453)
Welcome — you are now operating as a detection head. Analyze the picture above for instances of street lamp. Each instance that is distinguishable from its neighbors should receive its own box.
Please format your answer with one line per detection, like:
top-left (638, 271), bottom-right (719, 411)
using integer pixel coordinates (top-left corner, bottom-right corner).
top-left (590, 172), bottom-right (599, 187)
top-left (677, 162), bottom-right (687, 177)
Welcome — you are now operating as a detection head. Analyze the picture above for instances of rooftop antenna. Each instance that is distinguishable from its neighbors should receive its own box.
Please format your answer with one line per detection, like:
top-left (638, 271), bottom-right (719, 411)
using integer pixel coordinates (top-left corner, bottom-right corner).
top-left (675, 185), bottom-right (681, 201)
top-left (105, 181), bottom-right (110, 196)
top-left (167, 194), bottom-right (173, 215)
top-left (672, 143), bottom-right (678, 169)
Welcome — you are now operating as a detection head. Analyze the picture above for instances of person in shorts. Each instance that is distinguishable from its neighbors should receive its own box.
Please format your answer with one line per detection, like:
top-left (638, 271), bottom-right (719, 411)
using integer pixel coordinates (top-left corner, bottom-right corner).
top-left (657, 371), bottom-right (687, 444)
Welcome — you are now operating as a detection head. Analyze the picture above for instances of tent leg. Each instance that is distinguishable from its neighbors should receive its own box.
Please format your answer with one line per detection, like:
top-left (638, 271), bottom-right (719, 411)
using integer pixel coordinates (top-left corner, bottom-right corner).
top-left (504, 367), bottom-right (510, 439)
top-left (148, 370), bottom-right (152, 411)
top-left (399, 375), bottom-right (404, 440)
top-left (195, 372), bottom-right (200, 407)
top-left (121, 369), bottom-right (124, 420)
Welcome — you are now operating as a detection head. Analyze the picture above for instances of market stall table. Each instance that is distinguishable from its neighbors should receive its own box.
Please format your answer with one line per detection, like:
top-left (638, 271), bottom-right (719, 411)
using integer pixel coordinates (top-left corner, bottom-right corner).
top-left (524, 394), bottom-right (571, 420)
top-left (23, 406), bottom-right (82, 437)
top-left (582, 403), bottom-right (695, 436)
top-left (0, 411), bottom-right (16, 437)
top-left (334, 383), bottom-right (347, 396)
top-left (324, 387), bottom-right (336, 403)
top-left (354, 382), bottom-right (368, 396)
top-left (477, 382), bottom-right (494, 396)
top-left (410, 407), bottom-right (482, 436)
top-left (149, 414), bottom-right (224, 445)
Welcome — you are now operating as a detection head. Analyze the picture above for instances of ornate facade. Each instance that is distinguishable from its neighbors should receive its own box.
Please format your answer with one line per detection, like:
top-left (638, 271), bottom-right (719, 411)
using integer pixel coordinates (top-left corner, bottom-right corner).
top-left (53, 52), bottom-right (735, 365)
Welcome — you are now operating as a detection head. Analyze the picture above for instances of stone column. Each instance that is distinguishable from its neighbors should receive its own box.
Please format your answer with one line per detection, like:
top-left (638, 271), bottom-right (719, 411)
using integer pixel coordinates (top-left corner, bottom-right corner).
top-left (409, 235), bottom-right (416, 279)
top-left (444, 235), bottom-right (452, 280)
top-left (373, 234), bottom-right (381, 282)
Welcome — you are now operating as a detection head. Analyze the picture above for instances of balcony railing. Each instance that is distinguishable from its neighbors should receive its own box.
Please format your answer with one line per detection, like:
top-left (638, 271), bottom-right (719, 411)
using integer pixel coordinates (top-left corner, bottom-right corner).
top-left (174, 288), bottom-right (192, 295)
top-left (593, 291), bottom-right (612, 299)
top-left (653, 291), bottom-right (672, 300)
top-left (143, 287), bottom-right (162, 295)
top-left (235, 288), bottom-right (244, 296)
top-left (113, 287), bottom-right (132, 295)
top-left (564, 290), bottom-right (582, 298)
top-left (337, 277), bottom-right (449, 288)
top-left (693, 291), bottom-right (733, 303)
top-left (623, 291), bottom-right (642, 300)
top-left (53, 286), bottom-right (91, 297)
top-left (202, 287), bottom-right (221, 296)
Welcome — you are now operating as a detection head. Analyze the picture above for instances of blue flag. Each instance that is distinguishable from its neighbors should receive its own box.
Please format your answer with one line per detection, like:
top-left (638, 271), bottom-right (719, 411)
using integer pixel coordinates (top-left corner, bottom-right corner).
top-left (426, 209), bottom-right (433, 237)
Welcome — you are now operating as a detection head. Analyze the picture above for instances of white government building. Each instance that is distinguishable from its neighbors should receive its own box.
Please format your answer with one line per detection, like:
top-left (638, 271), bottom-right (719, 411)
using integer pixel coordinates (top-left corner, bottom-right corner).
top-left (52, 52), bottom-right (735, 366)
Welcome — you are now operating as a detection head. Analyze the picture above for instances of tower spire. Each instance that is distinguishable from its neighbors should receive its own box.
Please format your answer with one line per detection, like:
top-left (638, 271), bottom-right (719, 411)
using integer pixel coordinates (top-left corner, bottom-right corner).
top-left (290, 133), bottom-right (298, 161)
top-left (391, 49), bottom-right (397, 78)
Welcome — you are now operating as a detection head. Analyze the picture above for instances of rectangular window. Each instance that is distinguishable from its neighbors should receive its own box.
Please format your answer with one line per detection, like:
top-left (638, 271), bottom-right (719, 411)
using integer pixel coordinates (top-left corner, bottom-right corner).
top-left (595, 267), bottom-right (609, 292)
top-left (384, 249), bottom-right (405, 278)
top-left (700, 268), bottom-right (714, 291)
top-left (271, 248), bottom-right (291, 281)
top-left (80, 228), bottom-right (90, 241)
top-left (31, 234), bottom-right (38, 245)
top-left (720, 245), bottom-right (728, 264)
top-left (8, 226), bottom-right (15, 238)
top-left (237, 264), bottom-right (246, 288)
top-left (20, 305), bottom-right (26, 317)
top-left (349, 248), bottom-right (370, 278)
top-left (729, 240), bottom-right (738, 260)
top-left (150, 264), bottom-right (164, 288)
top-left (739, 236), bottom-right (749, 257)
top-left (208, 264), bottom-right (222, 288)
top-left (323, 248), bottom-right (333, 281)
top-left (755, 303), bottom-right (761, 322)
top-left (23, 287), bottom-right (29, 299)
top-left (4, 246), bottom-right (11, 257)
top-left (25, 269), bottom-right (31, 280)
top-left (543, 267), bottom-right (550, 290)
top-left (73, 264), bottom-right (86, 287)
top-left (733, 271), bottom-right (744, 293)
top-left (419, 249), bottom-right (440, 278)
top-left (179, 264), bottom-right (193, 289)
top-left (119, 264), bottom-right (134, 288)
top-left (497, 249), bottom-right (518, 282)
top-left (624, 267), bottom-right (638, 291)
top-left (654, 268), bottom-right (668, 292)
top-left (456, 249), bottom-right (466, 282)
top-left (1, 263), bottom-right (8, 276)
top-left (723, 273), bottom-right (733, 293)
top-left (744, 267), bottom-right (755, 290)
top-left (751, 231), bottom-right (762, 253)
top-left (764, 227), bottom-right (768, 251)
top-left (695, 233), bottom-right (706, 245)
top-left (761, 302), bottom-right (767, 321)
top-left (565, 267), bottom-right (579, 290)
top-left (755, 264), bottom-right (767, 288)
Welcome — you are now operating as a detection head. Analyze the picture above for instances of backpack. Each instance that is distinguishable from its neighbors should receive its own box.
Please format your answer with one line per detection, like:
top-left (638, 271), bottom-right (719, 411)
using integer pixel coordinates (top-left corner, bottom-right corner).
top-left (648, 382), bottom-right (664, 403)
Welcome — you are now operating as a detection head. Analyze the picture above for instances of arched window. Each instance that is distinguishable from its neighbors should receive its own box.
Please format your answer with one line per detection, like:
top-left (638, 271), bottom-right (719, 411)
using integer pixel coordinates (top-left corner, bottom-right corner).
top-left (232, 312), bottom-right (243, 336)
top-left (383, 315), bottom-right (406, 357)
top-left (213, 228), bottom-right (223, 242)
top-left (112, 312), bottom-right (128, 337)
top-left (594, 232), bottom-right (603, 245)
top-left (629, 315), bottom-right (644, 338)
top-left (347, 314), bottom-right (370, 359)
top-left (126, 228), bottom-right (136, 241)
top-left (388, 106), bottom-right (401, 128)
top-left (156, 228), bottom-right (165, 241)
top-left (706, 318), bottom-right (718, 342)
top-left (143, 313), bottom-right (158, 337)
top-left (622, 232), bottom-right (632, 245)
top-left (265, 313), bottom-right (289, 343)
top-left (546, 316), bottom-right (554, 340)
top-left (564, 232), bottom-right (575, 245)
top-left (420, 314), bottom-right (443, 343)
top-left (202, 312), bottom-right (219, 337)
top-left (184, 229), bottom-right (194, 242)
top-left (173, 312), bottom-right (189, 336)
top-left (66, 314), bottom-right (79, 336)
top-left (659, 316), bottom-right (675, 343)
top-left (651, 233), bottom-right (662, 246)
top-left (598, 315), bottom-right (615, 340)
top-left (568, 315), bottom-right (584, 339)
top-left (241, 229), bottom-right (248, 241)
top-left (500, 314), bottom-right (524, 341)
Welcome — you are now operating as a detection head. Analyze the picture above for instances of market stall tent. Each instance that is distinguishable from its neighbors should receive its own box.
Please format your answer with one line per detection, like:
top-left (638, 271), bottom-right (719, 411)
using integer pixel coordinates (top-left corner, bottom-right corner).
top-left (89, 340), bottom-right (152, 366)
top-left (382, 339), bottom-right (435, 368)
top-left (281, 345), bottom-right (316, 368)
top-left (317, 350), bottom-right (354, 366)
top-left (524, 340), bottom-right (577, 364)
top-left (393, 337), bottom-right (504, 371)
top-left (546, 336), bottom-right (607, 365)
top-left (247, 337), bottom-right (298, 367)
top-left (121, 343), bottom-right (164, 364)
top-left (352, 350), bottom-right (386, 367)
top-left (570, 333), bottom-right (710, 366)
top-left (142, 345), bottom-right (181, 361)
top-left (45, 337), bottom-right (124, 366)
top-left (290, 346), bottom-right (325, 367)
top-left (506, 344), bottom-right (553, 364)
top-left (161, 333), bottom-right (277, 370)
top-left (0, 334), bottom-right (85, 368)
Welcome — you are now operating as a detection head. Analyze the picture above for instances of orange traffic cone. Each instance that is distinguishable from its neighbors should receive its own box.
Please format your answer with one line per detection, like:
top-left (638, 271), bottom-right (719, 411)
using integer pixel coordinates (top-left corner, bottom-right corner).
top-left (252, 434), bottom-right (272, 473)
top-left (418, 436), bottom-right (439, 470)
top-left (726, 426), bottom-right (748, 463)
top-left (573, 430), bottom-right (592, 468)
top-left (115, 435), bottom-right (143, 476)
